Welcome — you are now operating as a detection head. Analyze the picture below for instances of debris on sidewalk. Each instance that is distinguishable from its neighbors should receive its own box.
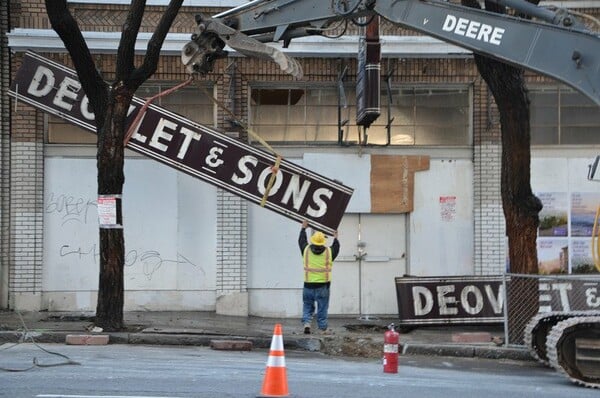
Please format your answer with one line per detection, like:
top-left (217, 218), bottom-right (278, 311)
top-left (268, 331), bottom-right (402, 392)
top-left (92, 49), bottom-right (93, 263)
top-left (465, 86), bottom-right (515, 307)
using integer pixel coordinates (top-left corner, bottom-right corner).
top-left (210, 339), bottom-right (253, 351)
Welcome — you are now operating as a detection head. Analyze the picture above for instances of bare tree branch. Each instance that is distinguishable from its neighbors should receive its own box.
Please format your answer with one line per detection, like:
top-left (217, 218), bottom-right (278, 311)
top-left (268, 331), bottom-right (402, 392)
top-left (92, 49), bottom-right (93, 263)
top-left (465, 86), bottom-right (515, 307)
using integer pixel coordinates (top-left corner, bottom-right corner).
top-left (44, 0), bottom-right (108, 127)
top-left (130, 0), bottom-right (184, 87)
top-left (116, 0), bottom-right (147, 80)
top-left (45, 0), bottom-right (183, 331)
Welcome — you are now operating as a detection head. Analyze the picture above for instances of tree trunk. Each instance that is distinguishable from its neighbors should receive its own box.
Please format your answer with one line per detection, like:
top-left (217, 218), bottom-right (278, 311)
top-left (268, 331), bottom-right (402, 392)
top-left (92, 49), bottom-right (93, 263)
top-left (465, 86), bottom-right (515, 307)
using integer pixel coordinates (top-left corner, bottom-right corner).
top-left (466, 1), bottom-right (543, 342)
top-left (462, 0), bottom-right (542, 274)
top-left (95, 86), bottom-right (130, 331)
top-left (476, 59), bottom-right (542, 274)
top-left (475, 60), bottom-right (542, 342)
top-left (45, 0), bottom-right (183, 331)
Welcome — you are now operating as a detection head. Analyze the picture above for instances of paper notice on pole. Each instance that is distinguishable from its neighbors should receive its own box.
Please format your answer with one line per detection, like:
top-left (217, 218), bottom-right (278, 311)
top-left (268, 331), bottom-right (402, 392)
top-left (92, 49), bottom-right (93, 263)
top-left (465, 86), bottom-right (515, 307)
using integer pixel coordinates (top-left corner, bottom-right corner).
top-left (98, 195), bottom-right (122, 228)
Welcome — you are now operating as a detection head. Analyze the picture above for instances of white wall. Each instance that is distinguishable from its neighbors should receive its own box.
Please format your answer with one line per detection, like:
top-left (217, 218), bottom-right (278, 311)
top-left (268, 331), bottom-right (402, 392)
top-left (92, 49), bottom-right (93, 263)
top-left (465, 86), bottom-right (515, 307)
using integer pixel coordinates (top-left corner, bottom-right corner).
top-left (247, 153), bottom-right (472, 317)
top-left (42, 151), bottom-right (476, 315)
top-left (247, 200), bottom-right (304, 317)
top-left (43, 157), bottom-right (218, 311)
top-left (410, 159), bottom-right (474, 276)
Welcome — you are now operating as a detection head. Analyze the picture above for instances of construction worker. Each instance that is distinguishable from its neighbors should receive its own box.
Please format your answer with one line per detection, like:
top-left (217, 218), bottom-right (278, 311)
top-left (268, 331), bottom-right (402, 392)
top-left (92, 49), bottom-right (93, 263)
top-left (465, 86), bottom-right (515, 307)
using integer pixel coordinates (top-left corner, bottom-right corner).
top-left (299, 220), bottom-right (340, 334)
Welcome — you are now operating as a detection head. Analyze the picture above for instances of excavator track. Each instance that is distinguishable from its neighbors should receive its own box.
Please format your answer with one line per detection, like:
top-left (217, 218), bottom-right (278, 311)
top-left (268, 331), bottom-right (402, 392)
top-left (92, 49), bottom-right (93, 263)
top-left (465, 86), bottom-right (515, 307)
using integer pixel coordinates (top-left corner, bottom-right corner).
top-left (524, 311), bottom-right (600, 366)
top-left (546, 315), bottom-right (600, 388)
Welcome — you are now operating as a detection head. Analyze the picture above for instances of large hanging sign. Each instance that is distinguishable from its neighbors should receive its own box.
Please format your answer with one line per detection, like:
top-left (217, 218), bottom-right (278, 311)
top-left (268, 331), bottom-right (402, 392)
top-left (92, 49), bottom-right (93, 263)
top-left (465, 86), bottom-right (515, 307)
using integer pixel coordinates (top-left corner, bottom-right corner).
top-left (395, 275), bottom-right (505, 325)
top-left (9, 52), bottom-right (353, 234)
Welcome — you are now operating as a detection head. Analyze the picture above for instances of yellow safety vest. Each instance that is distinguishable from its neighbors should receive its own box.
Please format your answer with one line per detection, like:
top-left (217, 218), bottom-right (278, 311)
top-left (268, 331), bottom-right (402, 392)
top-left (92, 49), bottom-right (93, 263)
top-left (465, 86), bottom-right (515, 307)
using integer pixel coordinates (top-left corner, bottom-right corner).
top-left (303, 246), bottom-right (333, 283)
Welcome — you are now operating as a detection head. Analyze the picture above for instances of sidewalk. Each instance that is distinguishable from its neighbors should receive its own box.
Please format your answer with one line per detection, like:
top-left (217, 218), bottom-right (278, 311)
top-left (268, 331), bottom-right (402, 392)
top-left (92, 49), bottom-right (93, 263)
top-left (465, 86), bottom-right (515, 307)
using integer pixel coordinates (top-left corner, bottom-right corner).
top-left (0, 310), bottom-right (531, 361)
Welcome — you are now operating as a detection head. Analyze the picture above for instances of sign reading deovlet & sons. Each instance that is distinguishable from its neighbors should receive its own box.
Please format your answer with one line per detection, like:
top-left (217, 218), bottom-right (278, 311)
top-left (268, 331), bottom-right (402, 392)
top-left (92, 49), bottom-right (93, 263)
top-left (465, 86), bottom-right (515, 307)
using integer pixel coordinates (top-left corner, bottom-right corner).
top-left (395, 275), bottom-right (506, 325)
top-left (9, 52), bottom-right (353, 234)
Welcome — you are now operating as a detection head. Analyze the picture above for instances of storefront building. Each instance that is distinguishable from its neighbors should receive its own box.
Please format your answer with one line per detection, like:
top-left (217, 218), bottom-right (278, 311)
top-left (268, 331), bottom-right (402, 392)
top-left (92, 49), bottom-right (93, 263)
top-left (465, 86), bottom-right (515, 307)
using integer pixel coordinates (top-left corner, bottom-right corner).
top-left (1, 1), bottom-right (598, 317)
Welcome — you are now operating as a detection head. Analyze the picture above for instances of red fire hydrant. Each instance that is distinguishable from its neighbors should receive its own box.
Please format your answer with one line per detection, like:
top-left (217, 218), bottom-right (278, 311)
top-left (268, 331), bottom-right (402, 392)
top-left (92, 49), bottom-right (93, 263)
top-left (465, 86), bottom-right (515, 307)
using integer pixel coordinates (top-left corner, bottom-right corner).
top-left (383, 323), bottom-right (400, 373)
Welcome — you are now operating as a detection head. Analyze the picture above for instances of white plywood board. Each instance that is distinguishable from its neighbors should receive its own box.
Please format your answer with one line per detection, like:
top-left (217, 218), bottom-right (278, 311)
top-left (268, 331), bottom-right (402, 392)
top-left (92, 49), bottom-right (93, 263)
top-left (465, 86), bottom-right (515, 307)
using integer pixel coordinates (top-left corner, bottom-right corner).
top-left (175, 172), bottom-right (217, 291)
top-left (410, 159), bottom-right (474, 276)
top-left (43, 158), bottom-right (100, 292)
top-left (302, 153), bottom-right (371, 213)
top-left (247, 202), bottom-right (304, 290)
top-left (43, 157), bottom-right (217, 310)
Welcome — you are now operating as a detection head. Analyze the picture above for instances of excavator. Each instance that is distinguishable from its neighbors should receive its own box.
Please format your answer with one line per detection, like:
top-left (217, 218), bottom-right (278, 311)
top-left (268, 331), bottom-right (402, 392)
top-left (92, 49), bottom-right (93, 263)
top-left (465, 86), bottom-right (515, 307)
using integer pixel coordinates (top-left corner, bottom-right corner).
top-left (180, 0), bottom-right (600, 387)
top-left (181, 0), bottom-right (600, 105)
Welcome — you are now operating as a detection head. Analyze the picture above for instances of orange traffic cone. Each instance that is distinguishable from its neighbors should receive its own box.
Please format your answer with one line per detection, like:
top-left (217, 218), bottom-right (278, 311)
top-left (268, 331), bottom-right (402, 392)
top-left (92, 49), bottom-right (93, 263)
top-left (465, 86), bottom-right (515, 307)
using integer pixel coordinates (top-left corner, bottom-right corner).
top-left (257, 323), bottom-right (289, 397)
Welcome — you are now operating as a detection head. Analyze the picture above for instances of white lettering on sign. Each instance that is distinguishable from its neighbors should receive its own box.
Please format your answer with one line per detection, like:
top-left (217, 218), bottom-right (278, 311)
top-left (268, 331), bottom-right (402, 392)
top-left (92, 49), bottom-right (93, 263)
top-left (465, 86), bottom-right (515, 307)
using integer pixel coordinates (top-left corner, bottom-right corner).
top-left (144, 118), bottom-right (201, 160)
top-left (461, 285), bottom-right (484, 315)
top-left (80, 96), bottom-right (94, 121)
top-left (150, 118), bottom-right (175, 152)
top-left (53, 76), bottom-right (81, 111)
top-left (539, 282), bottom-right (572, 312)
top-left (442, 14), bottom-right (505, 45)
top-left (257, 167), bottom-right (284, 196)
top-left (27, 66), bottom-right (55, 98)
top-left (412, 283), bottom-right (504, 317)
top-left (10, 52), bottom-right (354, 233)
top-left (438, 285), bottom-right (458, 315)
top-left (413, 286), bottom-right (434, 316)
top-left (232, 155), bottom-right (258, 185)
top-left (230, 156), bottom-right (333, 218)
top-left (586, 287), bottom-right (600, 307)
top-left (307, 188), bottom-right (333, 218)
top-left (28, 66), bottom-right (94, 120)
top-left (485, 284), bottom-right (504, 314)
top-left (177, 127), bottom-right (201, 160)
top-left (282, 175), bottom-right (311, 211)
top-left (205, 146), bottom-right (224, 168)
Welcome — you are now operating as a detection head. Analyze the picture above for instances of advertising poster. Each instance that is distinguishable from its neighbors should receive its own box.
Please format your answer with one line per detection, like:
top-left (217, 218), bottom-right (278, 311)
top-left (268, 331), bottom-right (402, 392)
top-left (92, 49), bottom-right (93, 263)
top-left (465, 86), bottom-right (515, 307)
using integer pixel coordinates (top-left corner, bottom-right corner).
top-left (537, 192), bottom-right (568, 237)
top-left (534, 191), bottom-right (600, 274)
top-left (537, 238), bottom-right (569, 274)
top-left (571, 192), bottom-right (600, 237)
top-left (570, 239), bottom-right (597, 274)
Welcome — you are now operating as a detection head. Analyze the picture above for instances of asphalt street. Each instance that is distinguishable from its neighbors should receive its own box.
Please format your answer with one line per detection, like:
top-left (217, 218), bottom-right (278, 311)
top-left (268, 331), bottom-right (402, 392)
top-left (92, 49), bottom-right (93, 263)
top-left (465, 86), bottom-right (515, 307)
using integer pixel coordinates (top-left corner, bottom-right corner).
top-left (0, 343), bottom-right (596, 398)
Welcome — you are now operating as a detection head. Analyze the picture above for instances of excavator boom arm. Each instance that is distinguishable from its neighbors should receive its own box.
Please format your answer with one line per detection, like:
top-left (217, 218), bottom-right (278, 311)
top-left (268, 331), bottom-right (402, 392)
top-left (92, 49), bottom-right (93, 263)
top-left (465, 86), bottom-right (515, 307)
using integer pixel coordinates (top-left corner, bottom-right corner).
top-left (184, 0), bottom-right (600, 105)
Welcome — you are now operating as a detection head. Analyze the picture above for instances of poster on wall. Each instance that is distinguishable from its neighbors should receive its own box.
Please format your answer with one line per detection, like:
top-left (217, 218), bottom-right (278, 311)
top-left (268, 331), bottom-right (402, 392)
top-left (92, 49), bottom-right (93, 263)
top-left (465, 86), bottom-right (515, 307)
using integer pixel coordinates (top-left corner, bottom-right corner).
top-left (537, 238), bottom-right (569, 274)
top-left (538, 192), bottom-right (568, 237)
top-left (570, 239), bottom-right (596, 274)
top-left (439, 195), bottom-right (457, 222)
top-left (571, 192), bottom-right (600, 237)
top-left (534, 191), bottom-right (600, 274)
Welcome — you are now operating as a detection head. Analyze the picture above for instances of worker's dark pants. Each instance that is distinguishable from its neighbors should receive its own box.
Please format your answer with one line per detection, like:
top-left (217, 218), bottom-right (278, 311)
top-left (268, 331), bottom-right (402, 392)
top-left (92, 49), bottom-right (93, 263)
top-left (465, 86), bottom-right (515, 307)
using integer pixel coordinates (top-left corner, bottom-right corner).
top-left (302, 284), bottom-right (330, 330)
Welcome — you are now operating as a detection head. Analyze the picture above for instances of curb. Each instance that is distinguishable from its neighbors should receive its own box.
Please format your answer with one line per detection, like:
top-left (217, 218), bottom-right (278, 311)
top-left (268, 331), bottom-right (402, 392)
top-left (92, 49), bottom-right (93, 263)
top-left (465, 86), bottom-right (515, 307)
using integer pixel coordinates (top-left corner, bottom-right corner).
top-left (402, 343), bottom-right (532, 361)
top-left (0, 331), bottom-right (531, 361)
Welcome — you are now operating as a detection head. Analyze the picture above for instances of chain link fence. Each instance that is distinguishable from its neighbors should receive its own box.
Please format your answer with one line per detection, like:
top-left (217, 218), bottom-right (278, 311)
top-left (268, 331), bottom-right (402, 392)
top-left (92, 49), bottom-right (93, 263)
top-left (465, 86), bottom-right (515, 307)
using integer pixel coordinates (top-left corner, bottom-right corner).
top-left (503, 273), bottom-right (600, 346)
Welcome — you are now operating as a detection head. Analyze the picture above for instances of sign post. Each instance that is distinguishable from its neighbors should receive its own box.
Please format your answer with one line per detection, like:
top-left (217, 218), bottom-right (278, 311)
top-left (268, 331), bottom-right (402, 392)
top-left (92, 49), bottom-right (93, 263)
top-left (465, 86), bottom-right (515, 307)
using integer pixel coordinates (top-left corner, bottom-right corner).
top-left (9, 52), bottom-right (353, 234)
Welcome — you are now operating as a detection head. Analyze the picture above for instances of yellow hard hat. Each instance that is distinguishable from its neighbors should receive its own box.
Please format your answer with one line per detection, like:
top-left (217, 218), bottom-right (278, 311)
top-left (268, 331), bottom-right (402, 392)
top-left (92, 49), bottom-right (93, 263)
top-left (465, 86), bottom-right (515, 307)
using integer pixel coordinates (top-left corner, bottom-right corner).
top-left (310, 231), bottom-right (326, 246)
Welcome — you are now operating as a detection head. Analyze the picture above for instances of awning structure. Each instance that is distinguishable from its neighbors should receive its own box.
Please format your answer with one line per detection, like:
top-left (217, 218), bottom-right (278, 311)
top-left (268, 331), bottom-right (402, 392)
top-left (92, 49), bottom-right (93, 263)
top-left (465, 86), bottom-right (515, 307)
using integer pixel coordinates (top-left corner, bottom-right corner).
top-left (7, 29), bottom-right (471, 58)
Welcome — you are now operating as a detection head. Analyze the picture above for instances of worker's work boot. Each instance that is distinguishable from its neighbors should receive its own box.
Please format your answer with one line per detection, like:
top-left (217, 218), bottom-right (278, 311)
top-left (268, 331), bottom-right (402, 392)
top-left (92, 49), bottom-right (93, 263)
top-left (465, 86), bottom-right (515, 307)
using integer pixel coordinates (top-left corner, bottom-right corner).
top-left (303, 323), bottom-right (311, 334)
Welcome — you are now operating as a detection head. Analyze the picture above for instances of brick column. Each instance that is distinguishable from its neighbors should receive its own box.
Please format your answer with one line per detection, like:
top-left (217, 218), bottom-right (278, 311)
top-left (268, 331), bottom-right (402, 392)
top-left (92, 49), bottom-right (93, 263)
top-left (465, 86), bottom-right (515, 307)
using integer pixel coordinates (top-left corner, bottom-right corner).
top-left (9, 106), bottom-right (45, 310)
top-left (473, 82), bottom-right (506, 275)
top-left (0, 0), bottom-right (10, 308)
top-left (213, 62), bottom-right (250, 316)
top-left (215, 189), bottom-right (249, 316)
